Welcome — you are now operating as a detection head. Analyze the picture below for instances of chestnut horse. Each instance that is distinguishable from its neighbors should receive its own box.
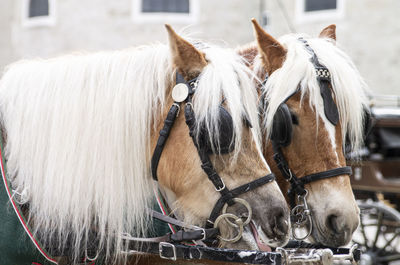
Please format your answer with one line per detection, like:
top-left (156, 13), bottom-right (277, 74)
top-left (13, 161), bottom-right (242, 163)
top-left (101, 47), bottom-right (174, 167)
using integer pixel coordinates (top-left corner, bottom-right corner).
top-left (238, 20), bottom-right (369, 247)
top-left (0, 25), bottom-right (289, 264)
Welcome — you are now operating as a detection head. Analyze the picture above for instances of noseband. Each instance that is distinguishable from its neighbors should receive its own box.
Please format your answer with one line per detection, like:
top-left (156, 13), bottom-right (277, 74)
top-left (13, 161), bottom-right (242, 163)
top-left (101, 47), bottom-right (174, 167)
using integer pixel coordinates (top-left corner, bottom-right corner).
top-left (262, 38), bottom-right (352, 240)
top-left (151, 72), bottom-right (275, 243)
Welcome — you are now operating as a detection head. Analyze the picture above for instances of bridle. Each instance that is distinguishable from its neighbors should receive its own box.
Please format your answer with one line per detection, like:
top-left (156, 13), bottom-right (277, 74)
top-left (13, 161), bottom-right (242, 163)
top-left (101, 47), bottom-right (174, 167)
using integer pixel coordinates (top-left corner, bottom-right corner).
top-left (261, 38), bottom-right (353, 240)
top-left (150, 72), bottom-right (275, 244)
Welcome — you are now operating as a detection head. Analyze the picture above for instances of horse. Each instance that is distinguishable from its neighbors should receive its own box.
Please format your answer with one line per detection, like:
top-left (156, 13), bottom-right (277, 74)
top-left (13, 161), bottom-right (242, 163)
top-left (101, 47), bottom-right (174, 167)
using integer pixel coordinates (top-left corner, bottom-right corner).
top-left (237, 19), bottom-right (369, 247)
top-left (0, 25), bottom-right (290, 264)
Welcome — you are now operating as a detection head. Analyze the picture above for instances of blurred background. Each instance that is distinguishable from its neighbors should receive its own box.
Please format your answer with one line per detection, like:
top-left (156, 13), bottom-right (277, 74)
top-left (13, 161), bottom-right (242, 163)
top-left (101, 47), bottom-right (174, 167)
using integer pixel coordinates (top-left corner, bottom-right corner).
top-left (0, 0), bottom-right (399, 97)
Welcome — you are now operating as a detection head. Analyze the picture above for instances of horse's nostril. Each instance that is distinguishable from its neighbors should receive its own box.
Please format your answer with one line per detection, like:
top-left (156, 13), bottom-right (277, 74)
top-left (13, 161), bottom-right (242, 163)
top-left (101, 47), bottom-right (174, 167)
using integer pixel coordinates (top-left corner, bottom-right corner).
top-left (272, 209), bottom-right (289, 236)
top-left (327, 214), bottom-right (340, 233)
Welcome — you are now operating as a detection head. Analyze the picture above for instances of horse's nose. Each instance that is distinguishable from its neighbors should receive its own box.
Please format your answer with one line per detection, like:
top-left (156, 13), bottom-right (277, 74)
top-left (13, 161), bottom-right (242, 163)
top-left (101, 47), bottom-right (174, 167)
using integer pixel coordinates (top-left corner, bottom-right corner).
top-left (268, 204), bottom-right (290, 240)
top-left (325, 211), bottom-right (359, 246)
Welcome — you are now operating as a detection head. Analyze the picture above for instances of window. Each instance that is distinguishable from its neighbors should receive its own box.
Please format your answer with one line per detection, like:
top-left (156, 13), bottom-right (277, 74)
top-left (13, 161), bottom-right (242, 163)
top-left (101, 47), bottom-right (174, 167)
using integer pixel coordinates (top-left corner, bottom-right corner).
top-left (296, 0), bottom-right (344, 23)
top-left (305, 0), bottom-right (337, 12)
top-left (142, 0), bottom-right (189, 13)
top-left (132, 0), bottom-right (198, 23)
top-left (22, 0), bottom-right (56, 27)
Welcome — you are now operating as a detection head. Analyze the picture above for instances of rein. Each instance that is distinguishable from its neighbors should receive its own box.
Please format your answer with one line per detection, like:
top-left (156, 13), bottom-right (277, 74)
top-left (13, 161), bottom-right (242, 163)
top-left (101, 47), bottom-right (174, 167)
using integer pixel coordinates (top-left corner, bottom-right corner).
top-left (263, 39), bottom-right (353, 240)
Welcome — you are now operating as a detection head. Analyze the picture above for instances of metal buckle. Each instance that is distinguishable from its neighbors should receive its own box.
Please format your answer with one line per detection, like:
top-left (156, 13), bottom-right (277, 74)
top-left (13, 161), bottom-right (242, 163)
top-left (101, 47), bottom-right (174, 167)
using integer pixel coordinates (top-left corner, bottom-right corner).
top-left (215, 179), bottom-right (226, 192)
top-left (286, 169), bottom-right (293, 181)
top-left (291, 190), bottom-right (312, 240)
top-left (199, 228), bottom-right (207, 241)
top-left (172, 103), bottom-right (180, 117)
top-left (159, 242), bottom-right (177, 261)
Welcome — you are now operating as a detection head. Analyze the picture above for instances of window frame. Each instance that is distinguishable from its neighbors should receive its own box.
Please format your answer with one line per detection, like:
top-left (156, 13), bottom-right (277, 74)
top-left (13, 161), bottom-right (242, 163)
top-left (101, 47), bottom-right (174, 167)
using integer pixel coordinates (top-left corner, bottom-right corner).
top-left (21, 0), bottom-right (56, 28)
top-left (131, 0), bottom-right (199, 24)
top-left (295, 0), bottom-right (345, 23)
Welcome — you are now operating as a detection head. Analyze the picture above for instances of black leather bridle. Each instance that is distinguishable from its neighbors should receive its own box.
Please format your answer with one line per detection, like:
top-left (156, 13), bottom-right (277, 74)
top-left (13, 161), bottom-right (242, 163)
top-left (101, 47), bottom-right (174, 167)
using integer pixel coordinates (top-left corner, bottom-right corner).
top-left (262, 38), bottom-right (353, 240)
top-left (151, 72), bottom-right (275, 241)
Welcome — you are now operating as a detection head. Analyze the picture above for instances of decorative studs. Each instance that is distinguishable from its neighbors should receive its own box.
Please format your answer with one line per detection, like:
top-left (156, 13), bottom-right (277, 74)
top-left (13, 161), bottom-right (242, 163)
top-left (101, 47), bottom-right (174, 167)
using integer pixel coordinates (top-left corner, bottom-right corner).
top-left (316, 68), bottom-right (331, 78)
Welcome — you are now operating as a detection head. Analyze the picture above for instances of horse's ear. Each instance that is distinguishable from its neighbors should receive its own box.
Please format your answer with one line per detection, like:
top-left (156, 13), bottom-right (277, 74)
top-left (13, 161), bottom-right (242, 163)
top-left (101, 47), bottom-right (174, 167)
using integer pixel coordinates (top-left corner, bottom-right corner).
top-left (251, 18), bottom-right (286, 75)
top-left (165, 24), bottom-right (207, 78)
top-left (319, 24), bottom-right (336, 42)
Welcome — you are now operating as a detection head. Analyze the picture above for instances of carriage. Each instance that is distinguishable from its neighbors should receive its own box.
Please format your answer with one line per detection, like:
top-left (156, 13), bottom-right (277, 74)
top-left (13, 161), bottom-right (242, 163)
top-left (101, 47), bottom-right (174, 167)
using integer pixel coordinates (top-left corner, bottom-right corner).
top-left (349, 95), bottom-right (400, 265)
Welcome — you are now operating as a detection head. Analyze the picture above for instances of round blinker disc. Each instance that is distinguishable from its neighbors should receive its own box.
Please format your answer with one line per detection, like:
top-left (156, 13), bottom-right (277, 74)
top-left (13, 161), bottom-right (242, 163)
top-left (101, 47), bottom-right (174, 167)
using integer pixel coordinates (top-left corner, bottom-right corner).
top-left (172, 83), bottom-right (189, 103)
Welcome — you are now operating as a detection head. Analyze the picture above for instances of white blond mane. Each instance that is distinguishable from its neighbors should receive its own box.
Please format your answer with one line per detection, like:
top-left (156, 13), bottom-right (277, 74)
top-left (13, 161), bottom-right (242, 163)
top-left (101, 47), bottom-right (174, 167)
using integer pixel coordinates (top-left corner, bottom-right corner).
top-left (257, 34), bottom-right (369, 152)
top-left (0, 41), bottom-right (261, 260)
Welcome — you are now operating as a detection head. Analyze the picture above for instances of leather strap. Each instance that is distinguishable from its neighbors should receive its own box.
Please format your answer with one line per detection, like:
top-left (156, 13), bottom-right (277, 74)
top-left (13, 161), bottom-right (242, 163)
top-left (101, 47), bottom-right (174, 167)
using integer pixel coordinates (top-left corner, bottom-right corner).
top-left (300, 166), bottom-right (352, 186)
top-left (206, 173), bottom-right (275, 229)
top-left (299, 37), bottom-right (339, 125)
top-left (273, 142), bottom-right (353, 208)
top-left (150, 210), bottom-right (219, 242)
top-left (319, 77), bottom-right (339, 125)
top-left (284, 240), bottom-right (361, 260)
top-left (124, 239), bottom-right (282, 264)
top-left (151, 103), bottom-right (180, 181)
top-left (151, 73), bottom-right (198, 181)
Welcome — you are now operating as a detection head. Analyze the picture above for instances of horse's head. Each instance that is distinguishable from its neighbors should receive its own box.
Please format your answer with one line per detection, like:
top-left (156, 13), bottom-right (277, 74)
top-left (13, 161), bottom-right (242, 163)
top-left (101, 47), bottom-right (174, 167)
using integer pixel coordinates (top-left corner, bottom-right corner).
top-left (152, 25), bottom-right (290, 250)
top-left (249, 20), bottom-right (369, 247)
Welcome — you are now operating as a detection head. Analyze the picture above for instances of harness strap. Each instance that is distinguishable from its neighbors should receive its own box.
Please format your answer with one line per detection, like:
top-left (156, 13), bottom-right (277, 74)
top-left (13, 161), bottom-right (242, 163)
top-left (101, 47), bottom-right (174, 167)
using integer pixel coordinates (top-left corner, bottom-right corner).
top-left (151, 104), bottom-right (180, 181)
top-left (150, 210), bottom-right (219, 242)
top-left (184, 102), bottom-right (231, 197)
top-left (273, 142), bottom-right (353, 209)
top-left (122, 237), bottom-right (282, 264)
top-left (299, 37), bottom-right (339, 125)
top-left (299, 166), bottom-right (352, 186)
top-left (205, 173), bottom-right (275, 229)
top-left (272, 143), bottom-right (306, 197)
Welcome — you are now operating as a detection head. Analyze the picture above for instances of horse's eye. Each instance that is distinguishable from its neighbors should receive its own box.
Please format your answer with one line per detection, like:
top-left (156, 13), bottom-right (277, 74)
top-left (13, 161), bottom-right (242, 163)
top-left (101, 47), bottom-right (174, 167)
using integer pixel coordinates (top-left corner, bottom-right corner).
top-left (291, 112), bottom-right (299, 125)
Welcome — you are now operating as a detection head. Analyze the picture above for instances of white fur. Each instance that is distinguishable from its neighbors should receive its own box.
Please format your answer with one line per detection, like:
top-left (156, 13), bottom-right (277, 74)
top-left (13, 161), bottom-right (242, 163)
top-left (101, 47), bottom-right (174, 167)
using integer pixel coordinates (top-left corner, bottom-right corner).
top-left (0, 42), bottom-right (263, 260)
top-left (256, 34), bottom-right (369, 153)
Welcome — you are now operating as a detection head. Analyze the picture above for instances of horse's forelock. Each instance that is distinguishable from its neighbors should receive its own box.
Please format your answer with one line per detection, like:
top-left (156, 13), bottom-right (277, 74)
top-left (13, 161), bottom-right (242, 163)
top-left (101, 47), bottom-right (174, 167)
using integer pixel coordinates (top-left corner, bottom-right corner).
top-left (261, 34), bottom-right (369, 152)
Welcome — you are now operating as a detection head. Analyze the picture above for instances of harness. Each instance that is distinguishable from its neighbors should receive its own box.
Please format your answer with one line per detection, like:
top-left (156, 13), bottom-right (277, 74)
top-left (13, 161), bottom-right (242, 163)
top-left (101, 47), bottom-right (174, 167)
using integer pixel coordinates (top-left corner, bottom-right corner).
top-left (123, 71), bottom-right (360, 264)
top-left (121, 71), bottom-right (276, 261)
top-left (261, 38), bottom-right (353, 240)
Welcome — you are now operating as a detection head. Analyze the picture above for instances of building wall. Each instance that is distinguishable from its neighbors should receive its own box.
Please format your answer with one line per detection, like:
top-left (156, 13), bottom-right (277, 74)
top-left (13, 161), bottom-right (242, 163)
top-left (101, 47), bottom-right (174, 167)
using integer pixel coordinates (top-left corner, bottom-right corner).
top-left (1, 0), bottom-right (399, 96)
top-left (265, 0), bottom-right (400, 96)
top-left (9, 0), bottom-right (259, 59)
top-left (0, 0), bottom-right (16, 71)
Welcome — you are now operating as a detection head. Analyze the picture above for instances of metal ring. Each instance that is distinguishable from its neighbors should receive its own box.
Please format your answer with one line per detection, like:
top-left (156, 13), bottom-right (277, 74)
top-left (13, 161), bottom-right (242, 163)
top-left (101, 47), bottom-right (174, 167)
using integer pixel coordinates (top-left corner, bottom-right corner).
top-left (221, 198), bottom-right (252, 227)
top-left (292, 214), bottom-right (312, 241)
top-left (213, 213), bottom-right (244, 243)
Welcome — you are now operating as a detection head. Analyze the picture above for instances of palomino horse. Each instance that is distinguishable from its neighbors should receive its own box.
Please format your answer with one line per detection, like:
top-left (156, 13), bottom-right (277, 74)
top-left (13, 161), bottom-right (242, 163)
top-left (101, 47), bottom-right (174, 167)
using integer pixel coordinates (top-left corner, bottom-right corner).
top-left (0, 25), bottom-right (289, 263)
top-left (238, 20), bottom-right (369, 247)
